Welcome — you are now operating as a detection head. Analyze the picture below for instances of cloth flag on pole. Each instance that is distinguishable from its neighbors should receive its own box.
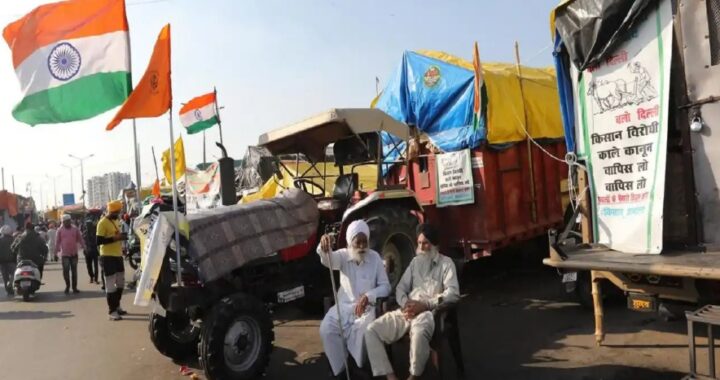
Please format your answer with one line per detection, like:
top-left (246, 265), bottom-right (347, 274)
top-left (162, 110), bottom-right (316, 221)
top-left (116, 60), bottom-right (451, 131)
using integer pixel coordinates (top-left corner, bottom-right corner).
top-left (472, 41), bottom-right (485, 131)
top-left (106, 24), bottom-right (172, 130)
top-left (179, 92), bottom-right (219, 134)
top-left (151, 179), bottom-right (161, 198)
top-left (3, 0), bottom-right (131, 126)
top-left (162, 137), bottom-right (186, 182)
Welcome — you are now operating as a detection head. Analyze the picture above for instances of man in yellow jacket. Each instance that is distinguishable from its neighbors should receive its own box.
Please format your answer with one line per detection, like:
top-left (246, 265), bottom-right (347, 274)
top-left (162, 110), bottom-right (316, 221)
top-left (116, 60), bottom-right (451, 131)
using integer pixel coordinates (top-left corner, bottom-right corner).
top-left (96, 200), bottom-right (128, 321)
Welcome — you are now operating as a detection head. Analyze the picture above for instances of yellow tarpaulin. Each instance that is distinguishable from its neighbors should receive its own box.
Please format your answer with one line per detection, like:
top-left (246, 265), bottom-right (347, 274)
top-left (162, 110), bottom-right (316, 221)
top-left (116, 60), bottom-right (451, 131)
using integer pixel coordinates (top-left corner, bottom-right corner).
top-left (415, 50), bottom-right (563, 145)
top-left (239, 161), bottom-right (379, 203)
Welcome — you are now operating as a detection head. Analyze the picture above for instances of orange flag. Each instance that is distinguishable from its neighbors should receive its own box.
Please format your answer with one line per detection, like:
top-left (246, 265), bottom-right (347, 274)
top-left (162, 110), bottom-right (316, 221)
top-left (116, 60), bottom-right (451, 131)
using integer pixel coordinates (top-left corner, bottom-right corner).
top-left (106, 24), bottom-right (172, 131)
top-left (151, 179), bottom-right (161, 198)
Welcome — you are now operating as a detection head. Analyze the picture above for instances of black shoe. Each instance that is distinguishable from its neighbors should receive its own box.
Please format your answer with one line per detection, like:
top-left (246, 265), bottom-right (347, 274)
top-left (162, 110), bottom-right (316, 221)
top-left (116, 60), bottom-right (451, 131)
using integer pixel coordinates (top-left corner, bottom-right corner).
top-left (73, 289), bottom-right (80, 294)
top-left (64, 288), bottom-right (69, 295)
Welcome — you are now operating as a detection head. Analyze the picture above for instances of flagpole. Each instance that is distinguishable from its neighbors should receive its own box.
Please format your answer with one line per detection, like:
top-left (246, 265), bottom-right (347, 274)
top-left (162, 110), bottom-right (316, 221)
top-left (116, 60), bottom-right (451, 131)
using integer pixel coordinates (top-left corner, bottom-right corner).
top-left (167, 108), bottom-right (184, 287)
top-left (202, 130), bottom-right (207, 166)
top-left (213, 86), bottom-right (224, 146)
top-left (133, 121), bottom-right (141, 191)
top-left (151, 146), bottom-right (160, 181)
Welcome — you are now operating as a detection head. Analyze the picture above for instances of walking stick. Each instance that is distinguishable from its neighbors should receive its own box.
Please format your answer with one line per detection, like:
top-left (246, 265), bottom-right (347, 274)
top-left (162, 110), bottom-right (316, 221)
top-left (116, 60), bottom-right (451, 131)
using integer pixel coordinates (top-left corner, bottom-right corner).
top-left (325, 238), bottom-right (352, 380)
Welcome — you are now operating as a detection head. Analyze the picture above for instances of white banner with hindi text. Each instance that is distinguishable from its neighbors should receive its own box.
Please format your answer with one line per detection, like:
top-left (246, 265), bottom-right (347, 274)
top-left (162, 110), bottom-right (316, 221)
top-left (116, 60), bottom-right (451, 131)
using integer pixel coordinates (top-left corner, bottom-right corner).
top-left (577, 0), bottom-right (672, 254)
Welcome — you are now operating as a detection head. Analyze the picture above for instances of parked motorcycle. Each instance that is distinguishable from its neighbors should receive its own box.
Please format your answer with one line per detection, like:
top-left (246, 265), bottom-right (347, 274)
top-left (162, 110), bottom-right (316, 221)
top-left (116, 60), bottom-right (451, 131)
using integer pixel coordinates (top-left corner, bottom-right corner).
top-left (14, 260), bottom-right (41, 302)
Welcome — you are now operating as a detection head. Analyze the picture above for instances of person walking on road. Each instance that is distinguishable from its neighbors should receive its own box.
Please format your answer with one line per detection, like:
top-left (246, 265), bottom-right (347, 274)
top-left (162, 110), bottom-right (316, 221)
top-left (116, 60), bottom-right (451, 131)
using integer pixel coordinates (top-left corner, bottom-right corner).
top-left (317, 220), bottom-right (391, 379)
top-left (96, 200), bottom-right (128, 321)
top-left (47, 222), bottom-right (58, 262)
top-left (11, 222), bottom-right (48, 279)
top-left (81, 213), bottom-right (101, 284)
top-left (0, 226), bottom-right (17, 297)
top-left (365, 223), bottom-right (460, 380)
top-left (55, 215), bottom-right (86, 294)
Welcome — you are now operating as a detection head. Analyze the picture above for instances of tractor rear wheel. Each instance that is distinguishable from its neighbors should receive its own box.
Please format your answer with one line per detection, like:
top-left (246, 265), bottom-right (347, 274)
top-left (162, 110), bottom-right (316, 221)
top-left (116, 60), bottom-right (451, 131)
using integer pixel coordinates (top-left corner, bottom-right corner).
top-left (366, 206), bottom-right (419, 289)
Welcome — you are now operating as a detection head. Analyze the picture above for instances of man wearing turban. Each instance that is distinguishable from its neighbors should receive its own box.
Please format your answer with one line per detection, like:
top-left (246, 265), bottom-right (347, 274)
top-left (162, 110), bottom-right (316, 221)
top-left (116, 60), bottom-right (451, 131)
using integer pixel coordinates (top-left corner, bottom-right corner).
top-left (317, 219), bottom-right (391, 379)
top-left (365, 223), bottom-right (460, 380)
top-left (96, 200), bottom-right (128, 321)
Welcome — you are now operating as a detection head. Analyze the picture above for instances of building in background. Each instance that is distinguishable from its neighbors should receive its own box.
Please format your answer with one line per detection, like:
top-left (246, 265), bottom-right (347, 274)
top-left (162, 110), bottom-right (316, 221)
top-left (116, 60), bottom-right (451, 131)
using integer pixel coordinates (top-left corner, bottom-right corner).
top-left (87, 172), bottom-right (132, 208)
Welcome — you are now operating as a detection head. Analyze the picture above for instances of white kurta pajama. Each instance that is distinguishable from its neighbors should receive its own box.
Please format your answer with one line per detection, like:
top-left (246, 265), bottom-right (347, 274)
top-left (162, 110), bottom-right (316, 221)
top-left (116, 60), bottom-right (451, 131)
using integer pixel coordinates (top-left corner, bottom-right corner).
top-left (365, 252), bottom-right (460, 377)
top-left (318, 246), bottom-right (391, 375)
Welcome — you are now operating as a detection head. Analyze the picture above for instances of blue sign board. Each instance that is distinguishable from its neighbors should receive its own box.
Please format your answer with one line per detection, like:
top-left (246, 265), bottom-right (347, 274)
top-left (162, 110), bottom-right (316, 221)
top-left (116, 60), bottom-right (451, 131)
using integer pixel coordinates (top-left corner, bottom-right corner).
top-left (62, 193), bottom-right (75, 206)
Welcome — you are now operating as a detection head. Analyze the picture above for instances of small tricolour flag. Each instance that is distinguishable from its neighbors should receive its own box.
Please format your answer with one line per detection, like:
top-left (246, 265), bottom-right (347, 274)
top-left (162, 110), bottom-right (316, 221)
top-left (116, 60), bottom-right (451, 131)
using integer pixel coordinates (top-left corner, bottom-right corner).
top-left (3, 0), bottom-right (131, 126)
top-left (179, 92), bottom-right (219, 134)
top-left (472, 41), bottom-right (485, 131)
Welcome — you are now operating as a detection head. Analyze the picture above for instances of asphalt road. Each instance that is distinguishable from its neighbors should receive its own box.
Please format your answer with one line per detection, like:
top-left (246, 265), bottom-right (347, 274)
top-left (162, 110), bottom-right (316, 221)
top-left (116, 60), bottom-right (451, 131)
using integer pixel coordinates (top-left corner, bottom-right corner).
top-left (0, 255), bottom-right (705, 380)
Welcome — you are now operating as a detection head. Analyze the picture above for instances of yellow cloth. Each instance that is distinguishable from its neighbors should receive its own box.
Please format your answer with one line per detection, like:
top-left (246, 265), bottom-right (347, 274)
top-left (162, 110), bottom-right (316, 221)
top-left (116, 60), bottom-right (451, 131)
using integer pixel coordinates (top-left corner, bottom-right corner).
top-left (162, 136), bottom-right (186, 182)
top-left (415, 50), bottom-right (564, 144)
top-left (240, 176), bottom-right (280, 204)
top-left (107, 200), bottom-right (122, 213)
top-left (97, 217), bottom-right (123, 257)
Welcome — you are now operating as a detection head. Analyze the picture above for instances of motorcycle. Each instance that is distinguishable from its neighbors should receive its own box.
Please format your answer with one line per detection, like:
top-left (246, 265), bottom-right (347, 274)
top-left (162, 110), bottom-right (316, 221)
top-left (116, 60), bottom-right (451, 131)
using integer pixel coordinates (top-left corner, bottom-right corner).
top-left (14, 260), bottom-right (41, 302)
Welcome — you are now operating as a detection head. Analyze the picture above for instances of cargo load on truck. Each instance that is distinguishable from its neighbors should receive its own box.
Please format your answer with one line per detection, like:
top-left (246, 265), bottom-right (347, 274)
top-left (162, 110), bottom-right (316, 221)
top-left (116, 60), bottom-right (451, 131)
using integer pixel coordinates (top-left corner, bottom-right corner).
top-left (375, 50), bottom-right (569, 258)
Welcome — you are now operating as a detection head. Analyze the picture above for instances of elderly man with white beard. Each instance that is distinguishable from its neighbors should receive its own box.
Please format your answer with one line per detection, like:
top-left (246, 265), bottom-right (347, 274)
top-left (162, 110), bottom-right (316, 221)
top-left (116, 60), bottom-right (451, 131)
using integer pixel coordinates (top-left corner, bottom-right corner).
top-left (365, 223), bottom-right (460, 380)
top-left (317, 219), bottom-right (391, 379)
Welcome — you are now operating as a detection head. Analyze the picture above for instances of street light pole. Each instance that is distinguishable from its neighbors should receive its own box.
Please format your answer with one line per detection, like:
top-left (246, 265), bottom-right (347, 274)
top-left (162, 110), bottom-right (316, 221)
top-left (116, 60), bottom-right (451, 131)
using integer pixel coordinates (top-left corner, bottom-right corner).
top-left (46, 174), bottom-right (59, 207)
top-left (61, 164), bottom-right (75, 195)
top-left (68, 154), bottom-right (94, 207)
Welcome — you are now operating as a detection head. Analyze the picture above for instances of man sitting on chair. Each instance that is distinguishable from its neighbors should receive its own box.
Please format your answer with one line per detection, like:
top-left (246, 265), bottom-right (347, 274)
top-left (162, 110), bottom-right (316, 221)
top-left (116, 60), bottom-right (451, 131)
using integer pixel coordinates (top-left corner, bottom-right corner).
top-left (365, 223), bottom-right (460, 380)
top-left (318, 219), bottom-right (391, 379)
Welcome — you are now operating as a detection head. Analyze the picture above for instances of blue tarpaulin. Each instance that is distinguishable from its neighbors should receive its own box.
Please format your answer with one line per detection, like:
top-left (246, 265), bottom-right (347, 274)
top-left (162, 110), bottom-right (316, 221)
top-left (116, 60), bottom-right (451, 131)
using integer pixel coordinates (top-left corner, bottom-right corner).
top-left (553, 32), bottom-right (576, 153)
top-left (375, 51), bottom-right (486, 155)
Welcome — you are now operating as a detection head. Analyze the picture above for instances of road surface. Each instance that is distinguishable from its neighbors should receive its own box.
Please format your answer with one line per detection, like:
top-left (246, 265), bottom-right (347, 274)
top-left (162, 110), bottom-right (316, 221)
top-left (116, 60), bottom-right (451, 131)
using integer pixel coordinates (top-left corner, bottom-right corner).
top-left (0, 256), bottom-right (701, 379)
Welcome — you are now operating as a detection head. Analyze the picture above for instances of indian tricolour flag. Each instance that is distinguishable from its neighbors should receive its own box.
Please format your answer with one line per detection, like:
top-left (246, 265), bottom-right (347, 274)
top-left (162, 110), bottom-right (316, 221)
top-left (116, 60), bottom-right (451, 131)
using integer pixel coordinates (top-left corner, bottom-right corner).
top-left (179, 92), bottom-right (219, 134)
top-left (3, 0), bottom-right (131, 126)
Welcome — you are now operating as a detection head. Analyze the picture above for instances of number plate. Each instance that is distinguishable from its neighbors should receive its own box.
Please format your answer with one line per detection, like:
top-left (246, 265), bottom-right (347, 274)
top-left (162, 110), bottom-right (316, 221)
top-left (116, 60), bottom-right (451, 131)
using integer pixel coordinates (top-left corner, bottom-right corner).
top-left (627, 293), bottom-right (657, 312)
top-left (562, 272), bottom-right (578, 283)
top-left (277, 285), bottom-right (305, 303)
top-left (20, 280), bottom-right (31, 287)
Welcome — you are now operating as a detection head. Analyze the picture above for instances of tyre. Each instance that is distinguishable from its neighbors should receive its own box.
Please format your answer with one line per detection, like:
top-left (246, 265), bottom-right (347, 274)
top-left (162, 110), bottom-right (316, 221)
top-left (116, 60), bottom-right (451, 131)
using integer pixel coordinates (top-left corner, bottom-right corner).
top-left (149, 311), bottom-right (200, 360)
top-left (22, 292), bottom-right (30, 302)
top-left (199, 294), bottom-right (274, 380)
top-left (365, 206), bottom-right (419, 289)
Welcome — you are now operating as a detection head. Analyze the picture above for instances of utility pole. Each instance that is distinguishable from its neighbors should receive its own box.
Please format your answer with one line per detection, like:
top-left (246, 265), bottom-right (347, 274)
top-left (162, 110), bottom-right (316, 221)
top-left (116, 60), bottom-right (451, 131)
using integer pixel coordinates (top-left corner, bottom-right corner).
top-left (1, 167), bottom-right (4, 190)
top-left (12, 176), bottom-right (15, 193)
top-left (68, 154), bottom-right (94, 207)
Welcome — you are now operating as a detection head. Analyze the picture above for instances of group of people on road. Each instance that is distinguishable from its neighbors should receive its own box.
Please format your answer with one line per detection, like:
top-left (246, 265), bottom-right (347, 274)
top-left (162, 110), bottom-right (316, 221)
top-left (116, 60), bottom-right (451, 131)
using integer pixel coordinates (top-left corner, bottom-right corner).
top-left (0, 200), bottom-right (130, 321)
top-left (317, 221), bottom-right (459, 380)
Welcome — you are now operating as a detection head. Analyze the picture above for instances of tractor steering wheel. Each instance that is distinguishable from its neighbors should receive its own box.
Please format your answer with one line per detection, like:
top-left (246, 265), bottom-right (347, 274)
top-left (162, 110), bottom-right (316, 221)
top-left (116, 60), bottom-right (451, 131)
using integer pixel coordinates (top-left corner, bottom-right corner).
top-left (293, 178), bottom-right (326, 196)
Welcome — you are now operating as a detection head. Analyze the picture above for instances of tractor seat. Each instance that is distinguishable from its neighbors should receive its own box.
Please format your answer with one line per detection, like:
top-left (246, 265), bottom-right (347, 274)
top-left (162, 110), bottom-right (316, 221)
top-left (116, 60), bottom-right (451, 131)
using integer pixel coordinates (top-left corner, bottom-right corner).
top-left (332, 173), bottom-right (359, 204)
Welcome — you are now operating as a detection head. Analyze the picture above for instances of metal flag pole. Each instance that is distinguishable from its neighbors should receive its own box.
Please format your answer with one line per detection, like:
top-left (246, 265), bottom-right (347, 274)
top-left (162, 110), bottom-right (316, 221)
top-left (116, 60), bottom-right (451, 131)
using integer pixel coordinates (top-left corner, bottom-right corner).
top-left (151, 146), bottom-right (160, 182)
top-left (213, 86), bottom-right (224, 146)
top-left (133, 121), bottom-right (142, 191)
top-left (202, 130), bottom-right (207, 165)
top-left (325, 245), bottom-right (351, 380)
top-left (167, 109), bottom-right (184, 287)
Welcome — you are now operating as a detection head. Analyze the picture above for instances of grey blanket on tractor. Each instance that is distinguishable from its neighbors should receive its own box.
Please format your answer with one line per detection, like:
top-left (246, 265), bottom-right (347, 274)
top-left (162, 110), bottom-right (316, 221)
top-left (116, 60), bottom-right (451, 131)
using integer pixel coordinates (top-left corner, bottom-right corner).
top-left (186, 189), bottom-right (318, 282)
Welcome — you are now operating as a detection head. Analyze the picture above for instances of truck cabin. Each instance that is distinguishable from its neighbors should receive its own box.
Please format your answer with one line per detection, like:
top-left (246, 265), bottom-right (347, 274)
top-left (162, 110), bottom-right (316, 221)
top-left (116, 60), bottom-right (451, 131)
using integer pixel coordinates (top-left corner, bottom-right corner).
top-left (258, 108), bottom-right (411, 216)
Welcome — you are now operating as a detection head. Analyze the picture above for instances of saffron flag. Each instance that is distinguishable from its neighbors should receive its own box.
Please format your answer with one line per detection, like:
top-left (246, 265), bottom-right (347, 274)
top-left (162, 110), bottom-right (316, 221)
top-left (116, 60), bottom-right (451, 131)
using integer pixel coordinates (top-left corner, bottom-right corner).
top-left (472, 41), bottom-right (485, 131)
top-left (106, 24), bottom-right (171, 130)
top-left (151, 179), bottom-right (161, 198)
top-left (179, 92), bottom-right (219, 134)
top-left (162, 137), bottom-right (186, 182)
top-left (3, 0), bottom-right (131, 126)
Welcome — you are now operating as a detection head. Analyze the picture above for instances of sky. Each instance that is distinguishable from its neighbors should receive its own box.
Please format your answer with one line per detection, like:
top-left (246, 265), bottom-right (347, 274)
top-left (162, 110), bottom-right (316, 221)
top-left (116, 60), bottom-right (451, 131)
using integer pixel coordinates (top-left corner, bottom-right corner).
top-left (0, 0), bottom-right (559, 210)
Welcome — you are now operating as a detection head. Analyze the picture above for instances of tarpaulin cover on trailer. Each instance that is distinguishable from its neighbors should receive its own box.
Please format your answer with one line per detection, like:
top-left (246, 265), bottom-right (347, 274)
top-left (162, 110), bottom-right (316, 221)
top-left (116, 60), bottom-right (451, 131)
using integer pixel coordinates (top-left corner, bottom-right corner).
top-left (551, 0), bottom-right (654, 71)
top-left (374, 50), bottom-right (563, 150)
